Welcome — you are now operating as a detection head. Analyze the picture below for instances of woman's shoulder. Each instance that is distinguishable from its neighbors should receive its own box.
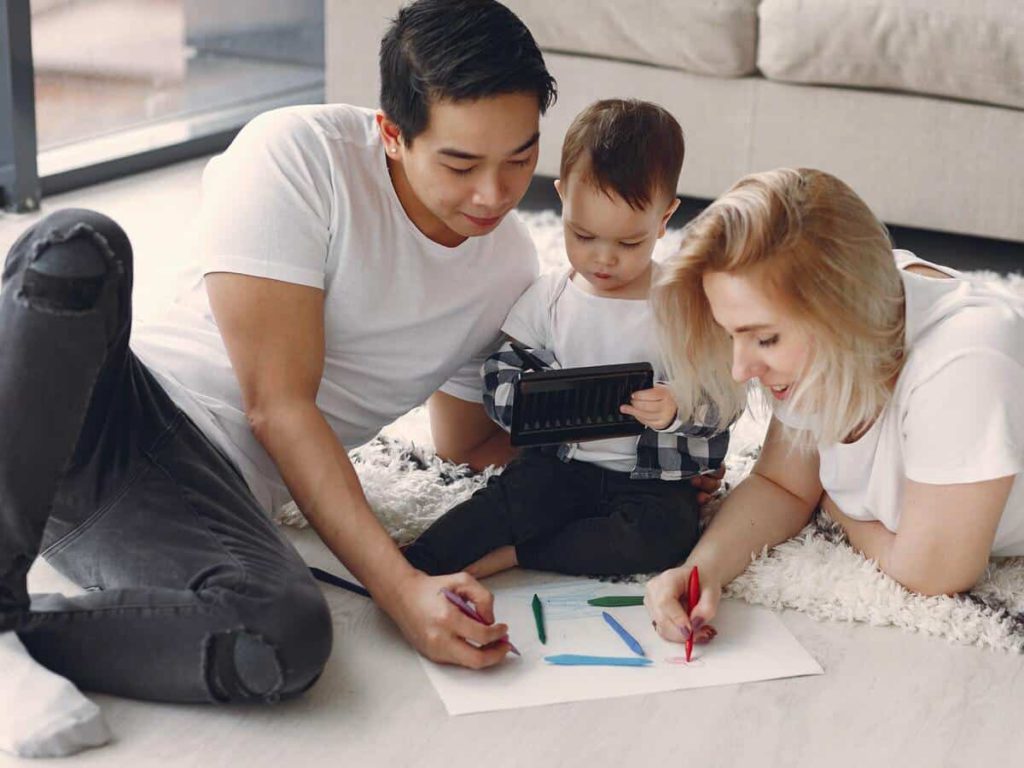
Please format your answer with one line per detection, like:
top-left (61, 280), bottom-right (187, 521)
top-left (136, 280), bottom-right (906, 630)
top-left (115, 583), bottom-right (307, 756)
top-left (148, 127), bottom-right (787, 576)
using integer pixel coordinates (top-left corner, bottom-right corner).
top-left (902, 285), bottom-right (1024, 391)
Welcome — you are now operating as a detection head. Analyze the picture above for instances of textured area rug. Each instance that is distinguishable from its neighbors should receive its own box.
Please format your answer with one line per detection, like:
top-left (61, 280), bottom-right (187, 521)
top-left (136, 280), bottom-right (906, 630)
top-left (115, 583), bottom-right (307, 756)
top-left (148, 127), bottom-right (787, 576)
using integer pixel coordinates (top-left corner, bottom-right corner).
top-left (278, 211), bottom-right (1024, 653)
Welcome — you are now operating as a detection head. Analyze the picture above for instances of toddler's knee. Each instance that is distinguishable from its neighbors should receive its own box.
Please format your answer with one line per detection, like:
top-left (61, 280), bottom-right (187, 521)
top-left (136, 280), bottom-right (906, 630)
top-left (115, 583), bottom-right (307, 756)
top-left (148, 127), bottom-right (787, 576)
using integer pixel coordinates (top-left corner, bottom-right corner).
top-left (612, 503), bottom-right (700, 573)
top-left (206, 578), bottom-right (333, 704)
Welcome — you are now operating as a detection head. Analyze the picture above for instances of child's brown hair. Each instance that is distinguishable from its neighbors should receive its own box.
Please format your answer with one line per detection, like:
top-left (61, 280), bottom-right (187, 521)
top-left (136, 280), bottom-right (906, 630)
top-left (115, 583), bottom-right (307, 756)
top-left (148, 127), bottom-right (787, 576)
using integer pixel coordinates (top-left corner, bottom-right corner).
top-left (560, 99), bottom-right (684, 210)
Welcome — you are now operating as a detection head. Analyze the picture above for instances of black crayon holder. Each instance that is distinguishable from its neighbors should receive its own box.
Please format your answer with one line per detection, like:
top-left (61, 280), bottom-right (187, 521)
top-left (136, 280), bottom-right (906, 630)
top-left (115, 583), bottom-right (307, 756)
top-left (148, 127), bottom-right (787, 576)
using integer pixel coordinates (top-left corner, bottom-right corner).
top-left (509, 362), bottom-right (654, 447)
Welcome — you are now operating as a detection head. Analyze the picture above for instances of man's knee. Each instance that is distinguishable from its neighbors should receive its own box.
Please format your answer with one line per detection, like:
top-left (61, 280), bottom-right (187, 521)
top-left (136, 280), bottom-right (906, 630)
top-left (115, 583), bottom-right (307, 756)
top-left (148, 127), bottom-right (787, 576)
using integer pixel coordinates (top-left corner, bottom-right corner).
top-left (5, 208), bottom-right (131, 285)
top-left (6, 209), bottom-right (133, 316)
top-left (206, 577), bottom-right (333, 704)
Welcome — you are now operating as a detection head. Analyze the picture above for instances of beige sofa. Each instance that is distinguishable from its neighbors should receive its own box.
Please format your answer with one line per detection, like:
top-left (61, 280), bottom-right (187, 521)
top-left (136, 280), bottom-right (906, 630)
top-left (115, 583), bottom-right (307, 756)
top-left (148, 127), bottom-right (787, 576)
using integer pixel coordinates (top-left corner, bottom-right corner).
top-left (326, 0), bottom-right (1024, 243)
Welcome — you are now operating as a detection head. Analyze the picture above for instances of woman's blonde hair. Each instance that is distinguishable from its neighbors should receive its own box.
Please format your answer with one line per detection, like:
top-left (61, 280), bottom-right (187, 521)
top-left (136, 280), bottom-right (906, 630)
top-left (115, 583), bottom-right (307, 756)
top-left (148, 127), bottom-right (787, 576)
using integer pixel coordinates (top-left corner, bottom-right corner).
top-left (653, 168), bottom-right (905, 447)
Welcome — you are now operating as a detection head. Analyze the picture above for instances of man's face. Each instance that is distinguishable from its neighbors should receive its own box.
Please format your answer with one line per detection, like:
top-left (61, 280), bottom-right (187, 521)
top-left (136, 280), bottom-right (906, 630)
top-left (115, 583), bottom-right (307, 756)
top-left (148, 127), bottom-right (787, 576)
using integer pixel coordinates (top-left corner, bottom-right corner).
top-left (380, 92), bottom-right (541, 247)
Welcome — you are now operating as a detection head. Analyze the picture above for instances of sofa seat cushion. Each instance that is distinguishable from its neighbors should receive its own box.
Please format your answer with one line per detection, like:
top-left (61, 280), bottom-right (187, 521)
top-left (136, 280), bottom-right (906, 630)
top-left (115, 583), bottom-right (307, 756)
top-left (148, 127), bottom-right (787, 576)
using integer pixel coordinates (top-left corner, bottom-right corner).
top-left (758, 0), bottom-right (1024, 110)
top-left (504, 0), bottom-right (759, 78)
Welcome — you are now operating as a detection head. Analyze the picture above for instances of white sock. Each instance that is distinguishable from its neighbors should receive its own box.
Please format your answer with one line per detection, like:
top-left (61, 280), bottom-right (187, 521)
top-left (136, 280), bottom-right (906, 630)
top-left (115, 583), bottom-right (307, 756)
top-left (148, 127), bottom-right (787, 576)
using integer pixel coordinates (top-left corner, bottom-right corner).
top-left (0, 631), bottom-right (111, 758)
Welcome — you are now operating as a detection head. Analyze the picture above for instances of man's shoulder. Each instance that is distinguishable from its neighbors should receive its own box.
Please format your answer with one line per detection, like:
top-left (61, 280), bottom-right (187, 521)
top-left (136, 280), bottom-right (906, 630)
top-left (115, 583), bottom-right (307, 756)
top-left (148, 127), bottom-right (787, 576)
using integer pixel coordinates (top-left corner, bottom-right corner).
top-left (243, 103), bottom-right (376, 147)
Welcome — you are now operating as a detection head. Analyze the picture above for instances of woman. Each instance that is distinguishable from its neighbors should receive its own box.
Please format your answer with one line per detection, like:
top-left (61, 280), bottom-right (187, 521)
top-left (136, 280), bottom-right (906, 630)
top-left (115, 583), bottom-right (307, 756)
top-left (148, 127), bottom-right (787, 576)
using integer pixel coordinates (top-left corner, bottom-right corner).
top-left (644, 168), bottom-right (1024, 643)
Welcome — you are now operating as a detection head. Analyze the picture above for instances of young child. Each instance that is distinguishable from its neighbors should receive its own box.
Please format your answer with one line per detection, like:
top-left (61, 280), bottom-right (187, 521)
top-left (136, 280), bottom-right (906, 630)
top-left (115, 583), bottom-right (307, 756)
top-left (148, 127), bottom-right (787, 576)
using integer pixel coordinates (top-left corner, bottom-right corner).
top-left (404, 99), bottom-right (730, 577)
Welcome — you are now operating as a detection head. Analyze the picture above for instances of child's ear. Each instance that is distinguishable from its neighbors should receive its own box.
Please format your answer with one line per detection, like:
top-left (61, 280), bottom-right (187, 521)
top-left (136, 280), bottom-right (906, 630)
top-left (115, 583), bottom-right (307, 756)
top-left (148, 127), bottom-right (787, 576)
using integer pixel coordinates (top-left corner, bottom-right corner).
top-left (553, 178), bottom-right (563, 201)
top-left (658, 197), bottom-right (681, 237)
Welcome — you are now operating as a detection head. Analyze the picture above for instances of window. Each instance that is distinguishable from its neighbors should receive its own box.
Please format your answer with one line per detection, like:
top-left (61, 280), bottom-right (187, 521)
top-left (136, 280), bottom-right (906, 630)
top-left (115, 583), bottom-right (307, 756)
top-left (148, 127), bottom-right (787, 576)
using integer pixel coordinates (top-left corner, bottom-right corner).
top-left (1, 0), bottom-right (325, 210)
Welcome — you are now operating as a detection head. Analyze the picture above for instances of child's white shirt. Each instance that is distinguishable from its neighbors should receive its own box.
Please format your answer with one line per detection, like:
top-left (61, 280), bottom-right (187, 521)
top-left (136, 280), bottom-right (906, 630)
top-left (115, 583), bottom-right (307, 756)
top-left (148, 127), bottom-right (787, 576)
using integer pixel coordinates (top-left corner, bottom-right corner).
top-left (501, 267), bottom-right (665, 472)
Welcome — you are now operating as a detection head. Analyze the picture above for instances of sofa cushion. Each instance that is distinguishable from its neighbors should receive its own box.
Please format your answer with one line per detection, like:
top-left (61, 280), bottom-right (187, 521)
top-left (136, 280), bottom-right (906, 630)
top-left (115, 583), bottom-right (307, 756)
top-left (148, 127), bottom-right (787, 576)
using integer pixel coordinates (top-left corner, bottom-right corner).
top-left (503, 0), bottom-right (759, 78)
top-left (758, 0), bottom-right (1024, 110)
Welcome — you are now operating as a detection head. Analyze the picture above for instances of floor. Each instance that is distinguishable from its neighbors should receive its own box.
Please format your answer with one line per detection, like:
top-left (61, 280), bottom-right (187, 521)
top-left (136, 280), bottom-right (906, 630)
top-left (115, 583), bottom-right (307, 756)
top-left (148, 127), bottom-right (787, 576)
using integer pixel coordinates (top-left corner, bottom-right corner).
top-left (1, 161), bottom-right (1023, 767)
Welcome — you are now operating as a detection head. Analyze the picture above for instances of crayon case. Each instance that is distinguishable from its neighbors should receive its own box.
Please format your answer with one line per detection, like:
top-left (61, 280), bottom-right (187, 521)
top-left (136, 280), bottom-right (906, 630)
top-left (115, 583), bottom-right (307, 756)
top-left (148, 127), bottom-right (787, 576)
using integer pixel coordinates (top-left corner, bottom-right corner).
top-left (510, 362), bottom-right (654, 447)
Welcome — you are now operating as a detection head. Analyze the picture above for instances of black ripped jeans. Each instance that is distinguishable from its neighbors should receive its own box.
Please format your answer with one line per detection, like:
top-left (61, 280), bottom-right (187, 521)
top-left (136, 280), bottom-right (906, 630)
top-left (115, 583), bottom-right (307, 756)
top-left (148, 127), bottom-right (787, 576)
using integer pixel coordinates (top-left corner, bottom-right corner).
top-left (0, 209), bottom-right (332, 704)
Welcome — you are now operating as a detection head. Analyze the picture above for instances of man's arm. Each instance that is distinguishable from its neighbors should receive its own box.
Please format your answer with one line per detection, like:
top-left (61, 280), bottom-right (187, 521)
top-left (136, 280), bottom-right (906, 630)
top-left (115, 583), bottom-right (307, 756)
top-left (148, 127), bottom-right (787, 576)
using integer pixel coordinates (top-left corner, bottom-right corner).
top-left (428, 391), bottom-right (517, 471)
top-left (206, 273), bottom-right (511, 669)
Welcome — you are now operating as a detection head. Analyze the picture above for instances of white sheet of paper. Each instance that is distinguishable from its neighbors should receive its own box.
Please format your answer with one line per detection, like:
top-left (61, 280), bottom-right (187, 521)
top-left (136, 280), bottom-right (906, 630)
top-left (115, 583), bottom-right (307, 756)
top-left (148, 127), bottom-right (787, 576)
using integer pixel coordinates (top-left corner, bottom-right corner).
top-left (420, 575), bottom-right (823, 715)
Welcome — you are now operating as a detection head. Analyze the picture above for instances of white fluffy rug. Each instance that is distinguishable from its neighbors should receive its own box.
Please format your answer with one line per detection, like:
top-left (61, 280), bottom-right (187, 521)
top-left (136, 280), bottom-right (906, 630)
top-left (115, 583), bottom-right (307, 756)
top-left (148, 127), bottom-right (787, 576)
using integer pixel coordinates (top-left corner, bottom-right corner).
top-left (279, 211), bottom-right (1024, 654)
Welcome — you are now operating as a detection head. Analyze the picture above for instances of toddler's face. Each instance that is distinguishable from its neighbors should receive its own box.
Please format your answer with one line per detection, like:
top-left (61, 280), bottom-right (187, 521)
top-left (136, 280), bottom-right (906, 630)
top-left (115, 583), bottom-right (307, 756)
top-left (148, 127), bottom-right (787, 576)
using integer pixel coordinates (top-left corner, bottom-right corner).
top-left (556, 172), bottom-right (677, 297)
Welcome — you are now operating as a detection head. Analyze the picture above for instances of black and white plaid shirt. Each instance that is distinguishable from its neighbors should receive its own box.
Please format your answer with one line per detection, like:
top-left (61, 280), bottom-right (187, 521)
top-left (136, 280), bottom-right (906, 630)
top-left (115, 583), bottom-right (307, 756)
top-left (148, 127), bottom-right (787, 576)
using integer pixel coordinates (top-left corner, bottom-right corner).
top-left (482, 343), bottom-right (731, 480)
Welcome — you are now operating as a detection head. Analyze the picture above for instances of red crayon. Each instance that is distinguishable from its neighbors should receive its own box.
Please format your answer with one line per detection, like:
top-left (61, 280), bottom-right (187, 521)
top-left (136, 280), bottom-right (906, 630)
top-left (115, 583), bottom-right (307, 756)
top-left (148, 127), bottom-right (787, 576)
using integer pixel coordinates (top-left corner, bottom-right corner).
top-left (686, 566), bottom-right (701, 663)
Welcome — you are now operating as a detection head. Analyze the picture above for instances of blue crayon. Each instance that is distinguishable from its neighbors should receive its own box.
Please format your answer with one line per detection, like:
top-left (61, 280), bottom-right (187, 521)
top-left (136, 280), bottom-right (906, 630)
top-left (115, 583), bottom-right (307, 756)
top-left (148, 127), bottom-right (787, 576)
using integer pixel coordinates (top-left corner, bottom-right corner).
top-left (602, 611), bottom-right (646, 657)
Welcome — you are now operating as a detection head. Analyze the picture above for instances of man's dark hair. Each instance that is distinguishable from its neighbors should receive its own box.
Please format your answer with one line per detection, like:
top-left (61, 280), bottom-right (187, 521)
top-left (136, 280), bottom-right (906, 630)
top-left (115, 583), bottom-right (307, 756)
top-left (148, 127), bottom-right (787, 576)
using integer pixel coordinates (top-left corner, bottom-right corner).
top-left (379, 0), bottom-right (557, 145)
top-left (560, 99), bottom-right (685, 210)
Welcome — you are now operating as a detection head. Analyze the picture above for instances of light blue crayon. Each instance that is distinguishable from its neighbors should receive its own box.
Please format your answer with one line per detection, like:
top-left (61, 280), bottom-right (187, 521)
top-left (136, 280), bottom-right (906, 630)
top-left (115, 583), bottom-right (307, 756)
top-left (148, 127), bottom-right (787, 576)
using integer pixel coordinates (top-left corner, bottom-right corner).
top-left (544, 654), bottom-right (652, 667)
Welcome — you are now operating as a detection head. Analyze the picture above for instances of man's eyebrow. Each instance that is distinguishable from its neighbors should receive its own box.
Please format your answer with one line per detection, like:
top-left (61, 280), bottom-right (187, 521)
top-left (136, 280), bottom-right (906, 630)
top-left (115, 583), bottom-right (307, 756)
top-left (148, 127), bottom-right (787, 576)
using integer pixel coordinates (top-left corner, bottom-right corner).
top-left (437, 132), bottom-right (540, 161)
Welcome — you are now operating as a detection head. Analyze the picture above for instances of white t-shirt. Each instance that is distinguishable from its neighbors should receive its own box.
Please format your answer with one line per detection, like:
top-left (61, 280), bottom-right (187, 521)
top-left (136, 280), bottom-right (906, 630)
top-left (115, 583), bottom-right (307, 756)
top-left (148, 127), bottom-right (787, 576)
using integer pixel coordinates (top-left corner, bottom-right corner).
top-left (777, 251), bottom-right (1024, 555)
top-left (132, 105), bottom-right (538, 514)
top-left (501, 269), bottom-right (665, 472)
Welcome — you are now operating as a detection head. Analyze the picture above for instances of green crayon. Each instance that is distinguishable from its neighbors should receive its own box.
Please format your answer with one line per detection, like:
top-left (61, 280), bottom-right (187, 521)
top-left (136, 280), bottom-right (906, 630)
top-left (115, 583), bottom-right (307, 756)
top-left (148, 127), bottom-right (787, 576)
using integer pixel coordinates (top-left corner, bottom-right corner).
top-left (532, 593), bottom-right (546, 644)
top-left (587, 596), bottom-right (645, 607)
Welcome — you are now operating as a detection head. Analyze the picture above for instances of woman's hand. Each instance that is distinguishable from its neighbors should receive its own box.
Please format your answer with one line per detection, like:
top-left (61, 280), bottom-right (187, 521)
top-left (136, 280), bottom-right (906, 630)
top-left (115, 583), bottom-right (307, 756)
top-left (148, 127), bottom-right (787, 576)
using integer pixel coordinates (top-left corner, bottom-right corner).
top-left (644, 564), bottom-right (720, 645)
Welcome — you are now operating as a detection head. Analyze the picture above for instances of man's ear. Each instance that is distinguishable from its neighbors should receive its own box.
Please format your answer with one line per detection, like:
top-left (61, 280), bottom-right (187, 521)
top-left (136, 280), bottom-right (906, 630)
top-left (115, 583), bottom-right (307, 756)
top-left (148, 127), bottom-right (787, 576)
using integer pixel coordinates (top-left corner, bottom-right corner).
top-left (658, 197), bottom-right (681, 237)
top-left (376, 111), bottom-right (403, 156)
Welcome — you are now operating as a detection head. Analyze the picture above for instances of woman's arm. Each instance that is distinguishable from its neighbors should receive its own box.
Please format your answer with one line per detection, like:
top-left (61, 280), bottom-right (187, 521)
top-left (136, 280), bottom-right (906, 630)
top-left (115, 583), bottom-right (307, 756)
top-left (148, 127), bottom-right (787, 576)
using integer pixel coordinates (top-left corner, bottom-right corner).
top-left (827, 476), bottom-right (1013, 596)
top-left (206, 273), bottom-right (512, 669)
top-left (646, 417), bottom-right (822, 642)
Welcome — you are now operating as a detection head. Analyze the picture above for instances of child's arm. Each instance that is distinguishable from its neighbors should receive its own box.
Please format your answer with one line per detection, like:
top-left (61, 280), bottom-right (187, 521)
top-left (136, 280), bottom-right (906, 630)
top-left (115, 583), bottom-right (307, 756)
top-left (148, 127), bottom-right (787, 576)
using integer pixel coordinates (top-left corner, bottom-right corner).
top-left (621, 385), bottom-right (731, 437)
top-left (481, 338), bottom-right (560, 431)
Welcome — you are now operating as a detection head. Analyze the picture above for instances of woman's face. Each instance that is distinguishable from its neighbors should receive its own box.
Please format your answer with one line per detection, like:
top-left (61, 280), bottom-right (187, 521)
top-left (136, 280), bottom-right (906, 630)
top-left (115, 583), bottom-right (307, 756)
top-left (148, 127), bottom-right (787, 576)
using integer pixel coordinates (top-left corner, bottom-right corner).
top-left (702, 269), bottom-right (813, 401)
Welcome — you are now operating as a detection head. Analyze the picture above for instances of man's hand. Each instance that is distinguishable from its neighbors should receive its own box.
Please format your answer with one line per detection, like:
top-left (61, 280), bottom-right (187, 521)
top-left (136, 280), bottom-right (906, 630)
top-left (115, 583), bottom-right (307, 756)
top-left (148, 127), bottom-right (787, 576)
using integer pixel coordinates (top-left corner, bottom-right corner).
top-left (692, 465), bottom-right (725, 506)
top-left (386, 570), bottom-right (513, 669)
top-left (620, 383), bottom-right (678, 430)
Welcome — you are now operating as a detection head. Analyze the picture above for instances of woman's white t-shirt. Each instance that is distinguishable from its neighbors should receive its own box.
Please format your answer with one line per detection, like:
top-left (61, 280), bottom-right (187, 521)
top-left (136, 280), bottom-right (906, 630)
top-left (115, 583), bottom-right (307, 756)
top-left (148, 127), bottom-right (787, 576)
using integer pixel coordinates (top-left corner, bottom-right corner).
top-left (778, 251), bottom-right (1024, 555)
top-left (131, 105), bottom-right (538, 514)
top-left (501, 268), bottom-right (665, 473)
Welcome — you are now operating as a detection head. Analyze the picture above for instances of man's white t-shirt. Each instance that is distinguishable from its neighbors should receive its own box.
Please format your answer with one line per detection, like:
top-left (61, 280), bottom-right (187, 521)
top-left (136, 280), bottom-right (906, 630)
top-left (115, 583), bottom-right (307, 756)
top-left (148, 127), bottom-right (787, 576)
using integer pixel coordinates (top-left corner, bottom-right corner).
top-left (132, 104), bottom-right (538, 514)
top-left (501, 268), bottom-right (666, 473)
top-left (777, 251), bottom-right (1024, 555)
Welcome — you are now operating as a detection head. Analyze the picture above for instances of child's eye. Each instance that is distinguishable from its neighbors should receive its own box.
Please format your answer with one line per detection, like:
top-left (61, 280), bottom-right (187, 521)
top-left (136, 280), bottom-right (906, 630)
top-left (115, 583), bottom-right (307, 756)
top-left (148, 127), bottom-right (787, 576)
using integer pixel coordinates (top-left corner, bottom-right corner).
top-left (619, 241), bottom-right (644, 249)
top-left (758, 335), bottom-right (780, 347)
top-left (573, 232), bottom-right (594, 242)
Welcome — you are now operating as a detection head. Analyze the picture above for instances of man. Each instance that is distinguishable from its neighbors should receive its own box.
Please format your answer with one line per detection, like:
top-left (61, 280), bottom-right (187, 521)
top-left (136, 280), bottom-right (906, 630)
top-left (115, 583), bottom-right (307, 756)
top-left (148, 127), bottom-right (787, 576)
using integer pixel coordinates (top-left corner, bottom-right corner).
top-left (0, 1), bottom-right (715, 757)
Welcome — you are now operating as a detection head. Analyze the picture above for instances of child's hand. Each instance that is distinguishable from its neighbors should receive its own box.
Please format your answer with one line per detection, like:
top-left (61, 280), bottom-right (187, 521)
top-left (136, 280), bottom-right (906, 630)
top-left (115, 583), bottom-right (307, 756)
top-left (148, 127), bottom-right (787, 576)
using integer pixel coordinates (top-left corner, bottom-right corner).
top-left (620, 383), bottom-right (677, 430)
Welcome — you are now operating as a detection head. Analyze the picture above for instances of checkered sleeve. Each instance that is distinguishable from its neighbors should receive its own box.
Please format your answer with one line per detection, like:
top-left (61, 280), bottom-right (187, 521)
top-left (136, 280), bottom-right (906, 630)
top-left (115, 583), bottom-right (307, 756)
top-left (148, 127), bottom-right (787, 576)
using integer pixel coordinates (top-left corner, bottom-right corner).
top-left (631, 394), bottom-right (735, 480)
top-left (667, 399), bottom-right (731, 439)
top-left (481, 341), bottom-right (560, 431)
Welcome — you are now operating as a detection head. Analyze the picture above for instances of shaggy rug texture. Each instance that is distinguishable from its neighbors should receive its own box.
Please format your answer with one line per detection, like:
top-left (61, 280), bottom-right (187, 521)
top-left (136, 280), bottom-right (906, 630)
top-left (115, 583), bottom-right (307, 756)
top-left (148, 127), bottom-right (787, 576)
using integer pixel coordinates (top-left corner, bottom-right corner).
top-left (278, 211), bottom-right (1024, 653)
